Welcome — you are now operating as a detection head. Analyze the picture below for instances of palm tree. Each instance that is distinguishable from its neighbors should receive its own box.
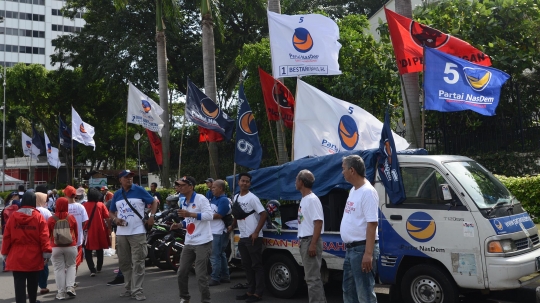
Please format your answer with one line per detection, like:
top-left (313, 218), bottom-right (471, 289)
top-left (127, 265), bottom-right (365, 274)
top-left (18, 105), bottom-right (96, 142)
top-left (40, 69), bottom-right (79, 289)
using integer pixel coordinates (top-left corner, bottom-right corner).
top-left (395, 0), bottom-right (422, 148)
top-left (114, 0), bottom-right (177, 187)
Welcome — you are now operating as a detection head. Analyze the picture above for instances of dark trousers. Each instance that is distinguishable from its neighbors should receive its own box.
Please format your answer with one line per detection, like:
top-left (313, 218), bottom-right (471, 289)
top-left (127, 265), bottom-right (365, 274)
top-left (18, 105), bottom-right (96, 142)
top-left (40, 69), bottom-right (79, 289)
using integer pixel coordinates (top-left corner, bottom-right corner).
top-left (238, 237), bottom-right (265, 297)
top-left (84, 248), bottom-right (104, 273)
top-left (13, 271), bottom-right (39, 303)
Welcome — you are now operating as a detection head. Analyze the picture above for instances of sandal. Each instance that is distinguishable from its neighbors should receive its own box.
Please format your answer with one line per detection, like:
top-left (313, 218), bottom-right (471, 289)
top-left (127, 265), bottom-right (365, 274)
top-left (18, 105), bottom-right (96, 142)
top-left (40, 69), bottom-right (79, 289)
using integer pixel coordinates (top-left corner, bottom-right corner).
top-left (230, 282), bottom-right (249, 289)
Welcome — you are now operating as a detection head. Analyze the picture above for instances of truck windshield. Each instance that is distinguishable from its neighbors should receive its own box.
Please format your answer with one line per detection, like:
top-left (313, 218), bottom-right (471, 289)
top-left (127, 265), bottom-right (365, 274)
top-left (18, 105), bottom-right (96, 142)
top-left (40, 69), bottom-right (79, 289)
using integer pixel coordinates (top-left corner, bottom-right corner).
top-left (444, 161), bottom-right (516, 209)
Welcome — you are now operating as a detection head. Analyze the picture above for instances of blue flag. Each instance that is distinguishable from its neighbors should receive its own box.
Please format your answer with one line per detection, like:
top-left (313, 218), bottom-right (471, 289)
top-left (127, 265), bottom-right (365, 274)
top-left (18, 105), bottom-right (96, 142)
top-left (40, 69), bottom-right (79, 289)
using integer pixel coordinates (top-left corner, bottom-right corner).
top-left (377, 110), bottom-right (406, 205)
top-left (424, 47), bottom-right (510, 116)
top-left (32, 125), bottom-right (46, 155)
top-left (235, 83), bottom-right (262, 169)
top-left (186, 79), bottom-right (235, 141)
top-left (59, 116), bottom-right (76, 149)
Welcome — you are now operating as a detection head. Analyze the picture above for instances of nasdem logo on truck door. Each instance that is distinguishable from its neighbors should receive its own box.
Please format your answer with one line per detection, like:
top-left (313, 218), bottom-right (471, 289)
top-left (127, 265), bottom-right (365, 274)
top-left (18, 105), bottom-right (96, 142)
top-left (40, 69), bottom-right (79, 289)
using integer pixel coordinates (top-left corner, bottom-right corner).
top-left (406, 212), bottom-right (437, 242)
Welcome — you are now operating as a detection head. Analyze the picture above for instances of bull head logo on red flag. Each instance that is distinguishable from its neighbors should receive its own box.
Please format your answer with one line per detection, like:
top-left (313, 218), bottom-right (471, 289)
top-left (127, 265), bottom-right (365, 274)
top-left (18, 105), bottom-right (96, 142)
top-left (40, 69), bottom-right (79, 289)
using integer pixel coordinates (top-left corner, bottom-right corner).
top-left (258, 67), bottom-right (295, 129)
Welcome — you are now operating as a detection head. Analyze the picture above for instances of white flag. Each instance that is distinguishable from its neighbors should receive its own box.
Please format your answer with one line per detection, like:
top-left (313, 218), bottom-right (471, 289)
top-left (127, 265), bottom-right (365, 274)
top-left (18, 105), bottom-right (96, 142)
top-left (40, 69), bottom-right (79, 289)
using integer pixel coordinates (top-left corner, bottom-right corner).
top-left (44, 132), bottom-right (61, 168)
top-left (294, 80), bottom-right (409, 160)
top-left (72, 107), bottom-right (96, 150)
top-left (127, 83), bottom-right (164, 135)
top-left (268, 11), bottom-right (342, 78)
top-left (21, 131), bottom-right (40, 159)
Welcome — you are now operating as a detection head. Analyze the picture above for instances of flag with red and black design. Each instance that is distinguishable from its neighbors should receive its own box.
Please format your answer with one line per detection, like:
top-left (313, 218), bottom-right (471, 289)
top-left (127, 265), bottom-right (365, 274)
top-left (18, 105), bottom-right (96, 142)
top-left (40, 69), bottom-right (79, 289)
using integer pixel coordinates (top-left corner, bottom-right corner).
top-left (258, 67), bottom-right (295, 129)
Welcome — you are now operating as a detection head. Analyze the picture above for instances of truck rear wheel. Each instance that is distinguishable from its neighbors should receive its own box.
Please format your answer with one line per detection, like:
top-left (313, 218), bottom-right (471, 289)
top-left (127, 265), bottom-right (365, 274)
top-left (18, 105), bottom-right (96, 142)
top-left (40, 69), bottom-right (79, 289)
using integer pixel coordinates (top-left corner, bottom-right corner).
top-left (264, 254), bottom-right (300, 298)
top-left (401, 264), bottom-right (458, 303)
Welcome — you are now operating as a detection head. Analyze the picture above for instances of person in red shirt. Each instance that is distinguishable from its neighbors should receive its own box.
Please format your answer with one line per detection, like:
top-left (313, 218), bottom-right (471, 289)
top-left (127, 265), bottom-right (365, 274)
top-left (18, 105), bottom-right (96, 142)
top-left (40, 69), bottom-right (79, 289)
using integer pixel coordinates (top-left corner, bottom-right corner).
top-left (83, 188), bottom-right (111, 276)
top-left (1, 191), bottom-right (52, 303)
top-left (48, 197), bottom-right (79, 300)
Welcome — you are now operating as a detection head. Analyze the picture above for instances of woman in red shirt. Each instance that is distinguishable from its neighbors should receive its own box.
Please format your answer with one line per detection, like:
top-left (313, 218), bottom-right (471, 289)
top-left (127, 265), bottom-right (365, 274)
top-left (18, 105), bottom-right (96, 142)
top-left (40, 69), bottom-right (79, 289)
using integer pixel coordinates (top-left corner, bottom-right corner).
top-left (48, 197), bottom-right (79, 300)
top-left (1, 191), bottom-right (52, 303)
top-left (83, 188), bottom-right (111, 276)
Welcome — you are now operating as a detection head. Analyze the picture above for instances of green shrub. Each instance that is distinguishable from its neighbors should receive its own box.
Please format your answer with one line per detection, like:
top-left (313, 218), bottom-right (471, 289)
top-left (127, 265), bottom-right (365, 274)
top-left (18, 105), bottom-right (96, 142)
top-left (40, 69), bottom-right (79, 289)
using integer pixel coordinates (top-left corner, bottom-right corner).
top-left (497, 175), bottom-right (540, 222)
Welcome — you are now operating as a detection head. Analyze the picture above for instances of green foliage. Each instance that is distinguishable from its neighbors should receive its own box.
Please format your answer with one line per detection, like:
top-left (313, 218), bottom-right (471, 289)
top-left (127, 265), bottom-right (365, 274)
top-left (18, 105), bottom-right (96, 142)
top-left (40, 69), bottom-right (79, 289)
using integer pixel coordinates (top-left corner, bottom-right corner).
top-left (497, 174), bottom-right (540, 222)
top-left (471, 151), bottom-right (540, 177)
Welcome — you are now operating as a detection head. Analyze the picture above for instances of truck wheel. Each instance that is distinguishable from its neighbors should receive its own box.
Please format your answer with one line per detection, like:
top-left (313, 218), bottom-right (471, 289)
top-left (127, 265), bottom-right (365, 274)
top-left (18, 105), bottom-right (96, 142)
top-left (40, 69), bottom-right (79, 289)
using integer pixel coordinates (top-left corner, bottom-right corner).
top-left (264, 254), bottom-right (300, 298)
top-left (401, 264), bottom-right (458, 303)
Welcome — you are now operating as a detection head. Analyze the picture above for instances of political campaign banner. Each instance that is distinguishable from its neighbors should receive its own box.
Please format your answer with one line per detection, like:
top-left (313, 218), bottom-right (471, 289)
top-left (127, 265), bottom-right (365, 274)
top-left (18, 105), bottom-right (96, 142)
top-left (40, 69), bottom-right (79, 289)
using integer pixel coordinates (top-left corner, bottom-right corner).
top-left (198, 127), bottom-right (223, 142)
top-left (258, 67), bottom-right (295, 129)
top-left (59, 116), bottom-right (76, 149)
top-left (21, 131), bottom-right (40, 159)
top-left (294, 79), bottom-right (409, 160)
top-left (127, 83), bottom-right (164, 135)
top-left (385, 8), bottom-right (491, 74)
top-left (235, 83), bottom-right (262, 169)
top-left (44, 131), bottom-right (61, 168)
top-left (72, 107), bottom-right (96, 150)
top-left (185, 79), bottom-right (234, 141)
top-left (424, 47), bottom-right (510, 116)
top-left (146, 129), bottom-right (163, 166)
top-left (32, 125), bottom-right (46, 156)
top-left (268, 11), bottom-right (341, 78)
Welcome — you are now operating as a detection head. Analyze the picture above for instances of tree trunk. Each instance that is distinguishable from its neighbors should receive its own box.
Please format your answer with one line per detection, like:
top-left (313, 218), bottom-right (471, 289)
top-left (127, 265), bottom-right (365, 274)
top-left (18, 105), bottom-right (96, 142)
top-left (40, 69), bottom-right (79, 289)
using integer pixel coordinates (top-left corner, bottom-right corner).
top-left (156, 2), bottom-right (170, 187)
top-left (202, 11), bottom-right (219, 179)
top-left (267, 0), bottom-right (289, 164)
top-left (395, 0), bottom-right (422, 148)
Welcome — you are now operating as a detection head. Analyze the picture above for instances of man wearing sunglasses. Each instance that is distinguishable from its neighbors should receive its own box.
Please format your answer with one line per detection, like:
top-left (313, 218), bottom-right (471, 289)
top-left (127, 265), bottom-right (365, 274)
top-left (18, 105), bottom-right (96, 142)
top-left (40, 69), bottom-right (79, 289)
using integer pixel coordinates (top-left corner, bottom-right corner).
top-left (172, 176), bottom-right (213, 303)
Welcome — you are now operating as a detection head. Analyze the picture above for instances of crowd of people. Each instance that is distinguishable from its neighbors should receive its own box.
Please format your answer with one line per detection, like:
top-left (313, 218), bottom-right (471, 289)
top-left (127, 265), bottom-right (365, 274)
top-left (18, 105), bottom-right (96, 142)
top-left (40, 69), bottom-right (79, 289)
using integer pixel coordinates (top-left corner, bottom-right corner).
top-left (0, 154), bottom-right (380, 303)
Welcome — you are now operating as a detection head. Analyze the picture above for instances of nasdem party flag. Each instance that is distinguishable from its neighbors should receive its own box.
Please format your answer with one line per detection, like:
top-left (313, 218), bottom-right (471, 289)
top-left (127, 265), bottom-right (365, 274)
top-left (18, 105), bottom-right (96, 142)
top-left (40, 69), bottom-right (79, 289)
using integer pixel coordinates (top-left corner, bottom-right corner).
top-left (127, 83), bottom-right (164, 135)
top-left (21, 131), bottom-right (40, 159)
top-left (268, 11), bottom-right (341, 78)
top-left (377, 110), bottom-right (405, 205)
top-left (44, 131), bottom-right (61, 168)
top-left (32, 125), bottom-right (46, 156)
top-left (72, 107), bottom-right (96, 150)
top-left (424, 47), bottom-right (510, 116)
top-left (258, 67), bottom-right (295, 129)
top-left (235, 83), bottom-right (262, 169)
top-left (294, 80), bottom-right (409, 160)
top-left (385, 8), bottom-right (491, 74)
top-left (59, 116), bottom-right (76, 149)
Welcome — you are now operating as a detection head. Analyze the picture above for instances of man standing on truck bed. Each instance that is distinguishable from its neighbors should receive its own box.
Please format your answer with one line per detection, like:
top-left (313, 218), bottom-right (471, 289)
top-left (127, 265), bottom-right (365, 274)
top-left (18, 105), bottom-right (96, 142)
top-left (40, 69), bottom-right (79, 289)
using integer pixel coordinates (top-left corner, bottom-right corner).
top-left (341, 155), bottom-right (380, 303)
top-left (228, 172), bottom-right (267, 303)
top-left (295, 169), bottom-right (327, 303)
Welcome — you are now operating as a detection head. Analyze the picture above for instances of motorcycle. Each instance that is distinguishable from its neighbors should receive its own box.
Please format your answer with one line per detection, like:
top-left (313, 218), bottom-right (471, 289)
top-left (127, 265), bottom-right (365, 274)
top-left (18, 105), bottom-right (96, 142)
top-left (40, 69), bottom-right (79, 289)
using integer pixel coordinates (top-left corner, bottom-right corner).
top-left (147, 194), bottom-right (182, 270)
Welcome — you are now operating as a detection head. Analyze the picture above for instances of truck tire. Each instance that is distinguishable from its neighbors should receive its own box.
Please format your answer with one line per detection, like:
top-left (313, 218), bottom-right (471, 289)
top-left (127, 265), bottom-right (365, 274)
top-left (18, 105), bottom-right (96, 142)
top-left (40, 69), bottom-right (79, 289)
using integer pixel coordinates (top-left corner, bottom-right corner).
top-left (401, 264), bottom-right (459, 303)
top-left (264, 254), bottom-right (301, 299)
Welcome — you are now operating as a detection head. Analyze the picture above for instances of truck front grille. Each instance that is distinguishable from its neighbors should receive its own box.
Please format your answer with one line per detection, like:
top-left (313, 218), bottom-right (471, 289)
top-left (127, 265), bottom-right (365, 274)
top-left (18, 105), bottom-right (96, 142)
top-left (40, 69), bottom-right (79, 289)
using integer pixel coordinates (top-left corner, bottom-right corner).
top-left (514, 234), bottom-right (539, 251)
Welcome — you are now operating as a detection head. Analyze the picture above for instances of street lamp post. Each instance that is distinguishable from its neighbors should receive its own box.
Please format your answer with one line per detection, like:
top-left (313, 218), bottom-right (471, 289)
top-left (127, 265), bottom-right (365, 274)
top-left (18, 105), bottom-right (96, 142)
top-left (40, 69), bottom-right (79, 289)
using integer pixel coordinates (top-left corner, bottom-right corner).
top-left (134, 132), bottom-right (142, 186)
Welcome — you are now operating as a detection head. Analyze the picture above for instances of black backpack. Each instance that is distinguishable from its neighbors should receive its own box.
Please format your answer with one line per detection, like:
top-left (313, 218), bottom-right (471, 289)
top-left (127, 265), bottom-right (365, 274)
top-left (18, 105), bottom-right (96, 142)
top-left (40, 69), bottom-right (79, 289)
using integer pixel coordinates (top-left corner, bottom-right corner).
top-left (231, 194), bottom-right (255, 220)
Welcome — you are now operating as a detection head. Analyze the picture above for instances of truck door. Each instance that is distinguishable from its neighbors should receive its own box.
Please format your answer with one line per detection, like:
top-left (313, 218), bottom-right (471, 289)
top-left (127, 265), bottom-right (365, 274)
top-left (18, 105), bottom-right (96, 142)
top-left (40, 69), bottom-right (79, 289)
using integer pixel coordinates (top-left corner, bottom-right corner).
top-left (379, 165), bottom-right (485, 292)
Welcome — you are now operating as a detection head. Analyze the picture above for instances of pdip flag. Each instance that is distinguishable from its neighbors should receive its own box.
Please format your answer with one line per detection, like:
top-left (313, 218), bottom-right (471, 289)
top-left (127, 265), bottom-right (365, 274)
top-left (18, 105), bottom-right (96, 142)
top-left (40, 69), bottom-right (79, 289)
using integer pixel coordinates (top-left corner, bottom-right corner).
top-left (424, 47), bottom-right (510, 116)
top-left (72, 107), bottom-right (96, 150)
top-left (127, 83), bottom-right (164, 135)
top-left (235, 83), bottom-right (262, 169)
top-left (294, 79), bottom-right (409, 160)
top-left (44, 131), bottom-right (61, 168)
top-left (146, 129), bottom-right (163, 166)
top-left (268, 11), bottom-right (341, 78)
top-left (377, 110), bottom-right (406, 205)
top-left (258, 67), bottom-right (295, 128)
top-left (185, 79), bottom-right (234, 141)
top-left (21, 131), bottom-right (40, 159)
top-left (384, 8), bottom-right (491, 74)
top-left (59, 116), bottom-right (76, 149)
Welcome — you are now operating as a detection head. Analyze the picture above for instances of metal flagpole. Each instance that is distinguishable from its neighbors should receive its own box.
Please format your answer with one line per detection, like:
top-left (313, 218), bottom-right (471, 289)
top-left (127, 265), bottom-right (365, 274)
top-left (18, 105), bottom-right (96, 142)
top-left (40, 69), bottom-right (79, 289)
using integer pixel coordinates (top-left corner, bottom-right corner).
top-left (124, 120), bottom-right (128, 169)
top-left (421, 45), bottom-right (426, 149)
top-left (290, 76), bottom-right (300, 161)
top-left (71, 137), bottom-right (74, 185)
top-left (178, 81), bottom-right (189, 179)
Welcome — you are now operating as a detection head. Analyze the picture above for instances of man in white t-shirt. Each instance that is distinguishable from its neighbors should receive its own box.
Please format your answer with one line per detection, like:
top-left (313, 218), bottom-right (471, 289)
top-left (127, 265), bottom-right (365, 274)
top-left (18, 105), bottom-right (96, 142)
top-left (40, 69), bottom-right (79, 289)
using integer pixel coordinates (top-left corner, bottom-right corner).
top-left (228, 172), bottom-right (267, 303)
top-left (296, 169), bottom-right (326, 303)
top-left (171, 176), bottom-right (213, 303)
top-left (340, 155), bottom-right (379, 303)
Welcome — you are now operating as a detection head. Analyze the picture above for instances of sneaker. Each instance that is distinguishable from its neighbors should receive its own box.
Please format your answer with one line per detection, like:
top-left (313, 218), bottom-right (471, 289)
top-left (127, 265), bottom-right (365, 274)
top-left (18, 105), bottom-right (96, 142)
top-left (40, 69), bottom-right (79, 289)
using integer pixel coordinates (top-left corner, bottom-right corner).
top-left (40, 288), bottom-right (50, 294)
top-left (73, 282), bottom-right (79, 288)
top-left (120, 290), bottom-right (132, 297)
top-left (90, 272), bottom-right (96, 277)
top-left (66, 287), bottom-right (76, 297)
top-left (55, 292), bottom-right (66, 300)
top-left (179, 299), bottom-right (190, 303)
top-left (208, 279), bottom-right (220, 286)
top-left (131, 292), bottom-right (146, 301)
top-left (107, 276), bottom-right (125, 286)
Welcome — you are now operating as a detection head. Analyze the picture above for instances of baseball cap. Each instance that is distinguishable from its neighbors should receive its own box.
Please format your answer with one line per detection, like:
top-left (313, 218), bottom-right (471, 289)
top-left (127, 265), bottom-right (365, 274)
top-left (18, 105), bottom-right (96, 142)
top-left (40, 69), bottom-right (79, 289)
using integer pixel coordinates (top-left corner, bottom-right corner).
top-left (118, 170), bottom-right (135, 179)
top-left (175, 176), bottom-right (197, 187)
top-left (76, 188), bottom-right (86, 196)
top-left (205, 178), bottom-right (214, 183)
top-left (101, 186), bottom-right (108, 190)
top-left (64, 185), bottom-right (77, 198)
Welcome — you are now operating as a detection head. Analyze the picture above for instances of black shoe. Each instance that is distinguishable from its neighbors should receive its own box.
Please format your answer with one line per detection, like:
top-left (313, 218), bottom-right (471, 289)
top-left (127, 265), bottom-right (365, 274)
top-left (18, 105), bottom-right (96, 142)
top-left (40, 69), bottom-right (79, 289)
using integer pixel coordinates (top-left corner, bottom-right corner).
top-left (246, 296), bottom-right (261, 302)
top-left (236, 293), bottom-right (251, 300)
top-left (107, 276), bottom-right (125, 286)
top-left (208, 279), bottom-right (220, 286)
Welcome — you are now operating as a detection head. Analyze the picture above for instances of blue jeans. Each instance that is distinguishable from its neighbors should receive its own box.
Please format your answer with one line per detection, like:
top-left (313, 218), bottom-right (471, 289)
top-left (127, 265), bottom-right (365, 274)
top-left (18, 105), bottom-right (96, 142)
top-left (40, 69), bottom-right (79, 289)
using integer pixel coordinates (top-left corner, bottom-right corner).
top-left (210, 233), bottom-right (230, 282)
top-left (38, 263), bottom-right (49, 289)
top-left (342, 243), bottom-right (380, 303)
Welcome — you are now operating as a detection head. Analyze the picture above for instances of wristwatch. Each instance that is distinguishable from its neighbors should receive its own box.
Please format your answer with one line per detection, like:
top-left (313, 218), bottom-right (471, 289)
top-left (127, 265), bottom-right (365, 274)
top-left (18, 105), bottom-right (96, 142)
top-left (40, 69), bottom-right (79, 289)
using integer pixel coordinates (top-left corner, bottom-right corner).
top-left (150, 213), bottom-right (155, 218)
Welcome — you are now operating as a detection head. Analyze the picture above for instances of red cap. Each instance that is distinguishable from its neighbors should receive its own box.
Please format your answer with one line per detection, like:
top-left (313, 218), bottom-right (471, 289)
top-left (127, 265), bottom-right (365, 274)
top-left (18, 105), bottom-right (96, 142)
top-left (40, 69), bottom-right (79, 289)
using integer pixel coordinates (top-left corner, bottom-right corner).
top-left (63, 186), bottom-right (77, 198)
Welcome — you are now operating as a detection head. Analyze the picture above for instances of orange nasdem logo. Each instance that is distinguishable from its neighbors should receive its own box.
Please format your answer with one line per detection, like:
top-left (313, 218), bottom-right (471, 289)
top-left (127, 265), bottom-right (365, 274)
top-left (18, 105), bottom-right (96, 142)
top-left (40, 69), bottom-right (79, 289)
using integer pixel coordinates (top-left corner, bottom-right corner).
top-left (201, 98), bottom-right (219, 119)
top-left (463, 67), bottom-right (492, 91)
top-left (239, 112), bottom-right (257, 135)
top-left (292, 28), bottom-right (314, 53)
top-left (79, 123), bottom-right (87, 133)
top-left (26, 141), bottom-right (32, 148)
top-left (47, 143), bottom-right (52, 154)
top-left (338, 115), bottom-right (358, 150)
top-left (141, 100), bottom-right (152, 113)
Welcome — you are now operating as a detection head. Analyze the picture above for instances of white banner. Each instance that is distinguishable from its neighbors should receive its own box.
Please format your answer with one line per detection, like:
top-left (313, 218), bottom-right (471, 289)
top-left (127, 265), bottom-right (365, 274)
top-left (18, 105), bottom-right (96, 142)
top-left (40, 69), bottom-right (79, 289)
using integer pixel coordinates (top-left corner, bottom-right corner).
top-left (127, 83), bottom-right (164, 135)
top-left (44, 132), bottom-right (61, 168)
top-left (268, 11), bottom-right (342, 78)
top-left (294, 80), bottom-right (409, 160)
top-left (21, 131), bottom-right (40, 159)
top-left (72, 106), bottom-right (96, 150)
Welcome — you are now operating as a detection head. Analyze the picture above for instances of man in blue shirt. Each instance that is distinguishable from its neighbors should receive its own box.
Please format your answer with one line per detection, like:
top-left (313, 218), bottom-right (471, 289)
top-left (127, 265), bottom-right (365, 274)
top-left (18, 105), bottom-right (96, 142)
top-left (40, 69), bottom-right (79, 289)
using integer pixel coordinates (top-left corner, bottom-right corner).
top-left (109, 170), bottom-right (159, 301)
top-left (208, 180), bottom-right (231, 286)
top-left (205, 178), bottom-right (214, 201)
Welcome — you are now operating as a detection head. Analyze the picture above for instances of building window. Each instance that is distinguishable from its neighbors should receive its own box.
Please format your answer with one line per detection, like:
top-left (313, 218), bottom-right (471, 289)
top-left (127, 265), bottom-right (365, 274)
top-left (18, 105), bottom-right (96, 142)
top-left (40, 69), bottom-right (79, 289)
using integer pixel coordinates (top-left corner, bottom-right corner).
top-left (0, 44), bottom-right (44, 55)
top-left (0, 10), bottom-right (45, 22)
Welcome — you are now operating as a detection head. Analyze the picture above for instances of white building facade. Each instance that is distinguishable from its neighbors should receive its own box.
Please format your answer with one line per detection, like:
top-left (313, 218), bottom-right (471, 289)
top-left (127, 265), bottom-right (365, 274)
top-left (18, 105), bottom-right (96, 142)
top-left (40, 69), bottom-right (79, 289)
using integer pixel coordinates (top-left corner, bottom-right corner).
top-left (0, 0), bottom-right (85, 69)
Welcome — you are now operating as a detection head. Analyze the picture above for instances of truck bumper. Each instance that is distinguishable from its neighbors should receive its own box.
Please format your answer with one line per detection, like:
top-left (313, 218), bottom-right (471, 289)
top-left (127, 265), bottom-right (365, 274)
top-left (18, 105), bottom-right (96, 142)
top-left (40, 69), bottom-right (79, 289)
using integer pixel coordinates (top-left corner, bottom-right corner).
top-left (486, 249), bottom-right (540, 290)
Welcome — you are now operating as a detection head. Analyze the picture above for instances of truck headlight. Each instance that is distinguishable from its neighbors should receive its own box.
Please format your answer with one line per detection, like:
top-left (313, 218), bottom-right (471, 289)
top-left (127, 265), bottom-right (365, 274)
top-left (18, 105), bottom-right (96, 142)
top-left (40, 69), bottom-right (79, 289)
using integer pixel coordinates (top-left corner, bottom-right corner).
top-left (488, 239), bottom-right (517, 253)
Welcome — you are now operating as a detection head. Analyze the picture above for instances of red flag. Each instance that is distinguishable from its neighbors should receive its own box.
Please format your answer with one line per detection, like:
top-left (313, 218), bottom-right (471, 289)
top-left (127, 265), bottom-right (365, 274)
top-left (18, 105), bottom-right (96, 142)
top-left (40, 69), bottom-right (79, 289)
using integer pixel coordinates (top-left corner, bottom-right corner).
top-left (384, 8), bottom-right (491, 74)
top-left (258, 67), bottom-right (295, 129)
top-left (198, 127), bottom-right (223, 142)
top-left (146, 129), bottom-right (163, 165)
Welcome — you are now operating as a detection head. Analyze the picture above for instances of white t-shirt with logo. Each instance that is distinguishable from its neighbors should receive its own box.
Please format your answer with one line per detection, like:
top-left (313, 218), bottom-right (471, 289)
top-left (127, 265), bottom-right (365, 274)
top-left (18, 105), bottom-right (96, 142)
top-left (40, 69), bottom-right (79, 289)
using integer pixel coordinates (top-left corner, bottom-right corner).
top-left (182, 194), bottom-right (213, 245)
top-left (68, 202), bottom-right (89, 246)
top-left (110, 185), bottom-right (155, 236)
top-left (340, 182), bottom-right (379, 244)
top-left (236, 192), bottom-right (265, 238)
top-left (297, 192), bottom-right (325, 238)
